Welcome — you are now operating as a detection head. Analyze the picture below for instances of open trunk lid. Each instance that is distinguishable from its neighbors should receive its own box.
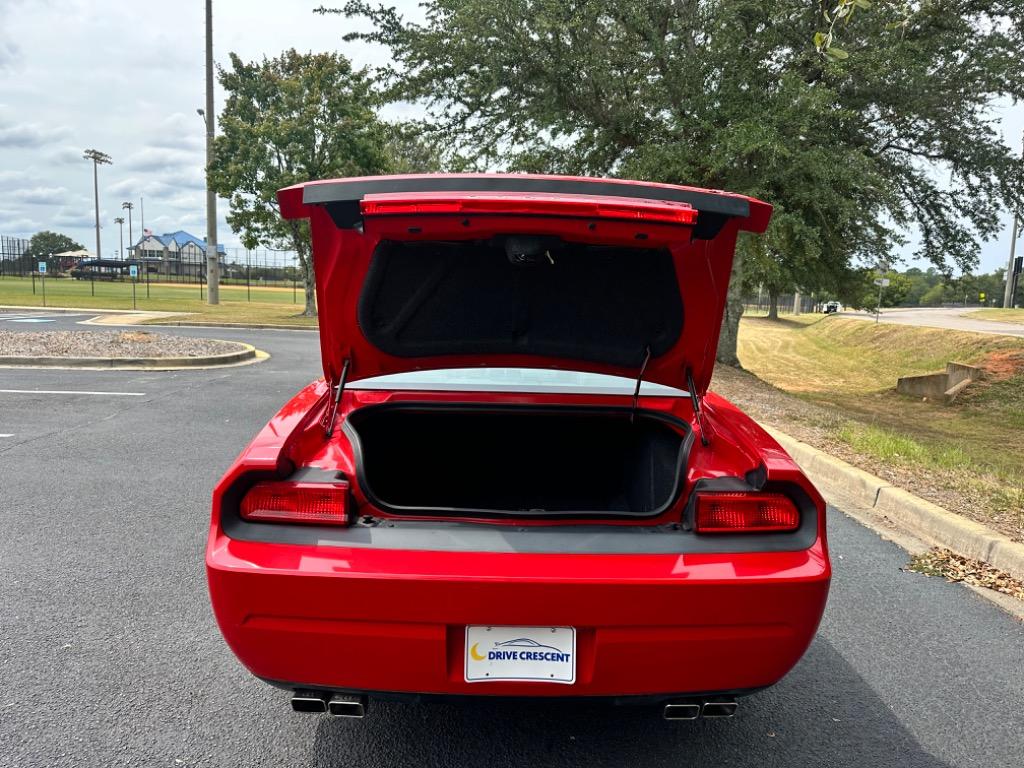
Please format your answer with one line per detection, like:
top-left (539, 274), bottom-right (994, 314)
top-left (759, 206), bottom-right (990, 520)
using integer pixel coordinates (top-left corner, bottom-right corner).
top-left (278, 174), bottom-right (771, 394)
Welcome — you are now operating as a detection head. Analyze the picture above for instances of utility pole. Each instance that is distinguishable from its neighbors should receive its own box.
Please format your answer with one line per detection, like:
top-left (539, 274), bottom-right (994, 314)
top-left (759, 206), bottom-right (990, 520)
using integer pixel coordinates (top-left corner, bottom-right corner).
top-left (1005, 130), bottom-right (1023, 308)
top-left (83, 149), bottom-right (112, 261)
top-left (1005, 213), bottom-right (1020, 308)
top-left (201, 0), bottom-right (220, 305)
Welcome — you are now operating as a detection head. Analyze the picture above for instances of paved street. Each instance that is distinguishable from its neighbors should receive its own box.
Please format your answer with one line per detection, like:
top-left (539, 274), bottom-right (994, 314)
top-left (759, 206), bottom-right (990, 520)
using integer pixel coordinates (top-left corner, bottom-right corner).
top-left (839, 306), bottom-right (1024, 337)
top-left (1, 312), bottom-right (1022, 767)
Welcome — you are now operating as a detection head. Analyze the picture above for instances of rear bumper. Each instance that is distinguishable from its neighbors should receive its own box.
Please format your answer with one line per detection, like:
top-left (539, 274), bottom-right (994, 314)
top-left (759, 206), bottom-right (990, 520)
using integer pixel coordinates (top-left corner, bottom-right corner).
top-left (207, 529), bottom-right (829, 698)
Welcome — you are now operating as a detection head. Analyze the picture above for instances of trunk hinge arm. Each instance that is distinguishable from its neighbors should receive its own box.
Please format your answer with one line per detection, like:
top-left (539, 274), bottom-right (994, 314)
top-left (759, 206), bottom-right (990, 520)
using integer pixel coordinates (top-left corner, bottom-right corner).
top-left (631, 345), bottom-right (652, 423)
top-left (325, 357), bottom-right (351, 438)
top-left (686, 367), bottom-right (710, 447)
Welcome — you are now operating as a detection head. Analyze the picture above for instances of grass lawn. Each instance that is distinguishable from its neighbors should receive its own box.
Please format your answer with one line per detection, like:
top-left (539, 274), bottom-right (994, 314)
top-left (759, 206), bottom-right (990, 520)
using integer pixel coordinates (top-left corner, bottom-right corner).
top-left (966, 308), bottom-right (1024, 325)
top-left (736, 314), bottom-right (1024, 539)
top-left (0, 276), bottom-right (317, 327)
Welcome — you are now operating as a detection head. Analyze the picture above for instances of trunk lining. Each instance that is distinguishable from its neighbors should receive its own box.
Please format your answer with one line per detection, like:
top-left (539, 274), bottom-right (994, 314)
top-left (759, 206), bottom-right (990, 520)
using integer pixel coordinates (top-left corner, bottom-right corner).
top-left (343, 403), bottom-right (692, 519)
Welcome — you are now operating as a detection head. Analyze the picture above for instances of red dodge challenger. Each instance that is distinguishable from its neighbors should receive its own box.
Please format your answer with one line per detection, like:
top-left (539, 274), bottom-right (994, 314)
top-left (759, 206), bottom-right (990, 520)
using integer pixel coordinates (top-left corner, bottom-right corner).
top-left (206, 174), bottom-right (830, 721)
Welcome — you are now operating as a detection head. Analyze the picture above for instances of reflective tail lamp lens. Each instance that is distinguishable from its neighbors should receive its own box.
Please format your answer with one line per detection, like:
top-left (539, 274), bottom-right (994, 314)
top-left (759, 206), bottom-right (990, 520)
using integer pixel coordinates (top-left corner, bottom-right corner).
top-left (240, 481), bottom-right (350, 526)
top-left (694, 492), bottom-right (800, 533)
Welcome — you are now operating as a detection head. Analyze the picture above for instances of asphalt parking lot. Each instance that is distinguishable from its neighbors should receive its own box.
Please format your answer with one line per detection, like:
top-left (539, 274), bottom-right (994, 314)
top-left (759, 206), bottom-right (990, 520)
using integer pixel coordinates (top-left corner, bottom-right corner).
top-left (1, 312), bottom-right (1022, 768)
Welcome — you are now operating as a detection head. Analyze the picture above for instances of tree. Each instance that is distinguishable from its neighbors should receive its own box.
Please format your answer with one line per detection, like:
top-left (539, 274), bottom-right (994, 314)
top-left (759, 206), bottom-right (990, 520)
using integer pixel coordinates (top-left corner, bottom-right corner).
top-left (323, 0), bottom-right (1024, 364)
top-left (209, 49), bottom-right (393, 316)
top-left (25, 231), bottom-right (84, 265)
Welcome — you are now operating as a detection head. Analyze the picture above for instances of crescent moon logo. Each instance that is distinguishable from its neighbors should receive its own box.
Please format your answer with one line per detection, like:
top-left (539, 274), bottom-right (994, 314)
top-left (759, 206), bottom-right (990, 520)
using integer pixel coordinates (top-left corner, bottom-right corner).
top-left (469, 643), bottom-right (486, 661)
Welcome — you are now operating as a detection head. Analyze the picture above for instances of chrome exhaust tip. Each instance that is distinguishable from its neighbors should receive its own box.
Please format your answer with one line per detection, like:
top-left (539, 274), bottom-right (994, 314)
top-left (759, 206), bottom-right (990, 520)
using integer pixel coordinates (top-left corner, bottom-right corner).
top-left (663, 702), bottom-right (701, 721)
top-left (327, 693), bottom-right (367, 718)
top-left (701, 699), bottom-right (738, 718)
top-left (290, 690), bottom-right (328, 713)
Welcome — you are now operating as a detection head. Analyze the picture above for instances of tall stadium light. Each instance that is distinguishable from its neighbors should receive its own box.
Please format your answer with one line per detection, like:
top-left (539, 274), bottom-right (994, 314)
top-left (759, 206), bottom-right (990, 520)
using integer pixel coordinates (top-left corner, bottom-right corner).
top-left (114, 216), bottom-right (125, 261)
top-left (83, 149), bottom-right (112, 263)
top-left (122, 201), bottom-right (135, 259)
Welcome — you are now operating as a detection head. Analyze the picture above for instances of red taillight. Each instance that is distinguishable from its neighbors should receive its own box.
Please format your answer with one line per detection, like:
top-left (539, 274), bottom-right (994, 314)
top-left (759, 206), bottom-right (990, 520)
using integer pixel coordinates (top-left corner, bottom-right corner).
top-left (240, 481), bottom-right (350, 526)
top-left (694, 492), bottom-right (800, 534)
top-left (360, 192), bottom-right (698, 225)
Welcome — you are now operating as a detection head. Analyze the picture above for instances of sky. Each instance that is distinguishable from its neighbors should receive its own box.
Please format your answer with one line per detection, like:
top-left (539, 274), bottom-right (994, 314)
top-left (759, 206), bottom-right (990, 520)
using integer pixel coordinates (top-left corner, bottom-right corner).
top-left (0, 0), bottom-right (1020, 273)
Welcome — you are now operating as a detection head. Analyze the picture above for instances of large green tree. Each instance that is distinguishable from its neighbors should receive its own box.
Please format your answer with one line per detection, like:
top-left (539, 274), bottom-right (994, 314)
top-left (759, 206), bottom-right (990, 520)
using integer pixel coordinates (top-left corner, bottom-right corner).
top-left (322, 0), bottom-right (1024, 364)
top-left (25, 231), bottom-right (84, 263)
top-left (209, 49), bottom-right (393, 316)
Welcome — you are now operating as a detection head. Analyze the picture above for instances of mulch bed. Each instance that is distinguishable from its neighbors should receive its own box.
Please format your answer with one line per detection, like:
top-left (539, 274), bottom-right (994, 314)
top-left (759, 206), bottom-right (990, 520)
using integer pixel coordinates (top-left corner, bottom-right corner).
top-left (0, 329), bottom-right (244, 359)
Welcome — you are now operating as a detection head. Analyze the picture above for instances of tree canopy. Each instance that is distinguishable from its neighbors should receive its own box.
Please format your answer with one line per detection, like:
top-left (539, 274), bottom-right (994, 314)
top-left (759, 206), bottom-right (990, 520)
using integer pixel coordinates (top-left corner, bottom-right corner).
top-left (322, 0), bottom-right (1024, 363)
top-left (208, 49), bottom-right (393, 316)
top-left (25, 230), bottom-right (83, 261)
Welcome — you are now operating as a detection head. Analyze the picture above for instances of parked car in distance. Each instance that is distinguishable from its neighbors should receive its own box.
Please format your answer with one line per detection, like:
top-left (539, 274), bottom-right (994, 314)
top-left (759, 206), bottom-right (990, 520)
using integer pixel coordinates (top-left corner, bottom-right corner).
top-left (823, 300), bottom-right (842, 314)
top-left (206, 174), bottom-right (831, 722)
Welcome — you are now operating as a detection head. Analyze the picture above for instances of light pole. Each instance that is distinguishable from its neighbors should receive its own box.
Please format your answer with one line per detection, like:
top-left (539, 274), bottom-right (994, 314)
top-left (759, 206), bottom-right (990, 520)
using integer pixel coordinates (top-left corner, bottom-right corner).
top-left (199, 0), bottom-right (220, 305)
top-left (83, 149), bottom-right (112, 262)
top-left (114, 217), bottom-right (125, 263)
top-left (1005, 131), bottom-right (1023, 308)
top-left (122, 201), bottom-right (134, 258)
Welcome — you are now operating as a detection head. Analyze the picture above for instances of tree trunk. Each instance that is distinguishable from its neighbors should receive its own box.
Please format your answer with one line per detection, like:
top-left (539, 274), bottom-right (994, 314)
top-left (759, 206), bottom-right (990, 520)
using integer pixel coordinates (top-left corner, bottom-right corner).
top-left (715, 248), bottom-right (745, 367)
top-left (290, 222), bottom-right (317, 317)
top-left (767, 286), bottom-right (780, 320)
top-left (300, 251), bottom-right (317, 317)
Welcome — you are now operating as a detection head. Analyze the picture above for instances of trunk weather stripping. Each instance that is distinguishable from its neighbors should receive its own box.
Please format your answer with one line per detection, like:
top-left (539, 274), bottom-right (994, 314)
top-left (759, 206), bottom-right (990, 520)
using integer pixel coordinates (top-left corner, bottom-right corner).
top-left (631, 345), bottom-right (652, 423)
top-left (687, 367), bottom-right (710, 447)
top-left (325, 358), bottom-right (351, 438)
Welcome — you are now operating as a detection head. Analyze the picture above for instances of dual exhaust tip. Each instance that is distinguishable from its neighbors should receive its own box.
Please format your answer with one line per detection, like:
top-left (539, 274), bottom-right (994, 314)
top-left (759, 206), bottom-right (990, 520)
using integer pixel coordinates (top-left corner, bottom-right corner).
top-left (663, 699), bottom-right (738, 720)
top-left (291, 691), bottom-right (366, 718)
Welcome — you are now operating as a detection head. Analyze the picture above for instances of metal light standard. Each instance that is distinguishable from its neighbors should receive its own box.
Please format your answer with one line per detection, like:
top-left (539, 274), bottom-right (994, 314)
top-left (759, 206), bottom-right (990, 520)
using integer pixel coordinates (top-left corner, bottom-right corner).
top-left (122, 201), bottom-right (134, 256)
top-left (114, 217), bottom-right (125, 264)
top-left (83, 149), bottom-right (112, 264)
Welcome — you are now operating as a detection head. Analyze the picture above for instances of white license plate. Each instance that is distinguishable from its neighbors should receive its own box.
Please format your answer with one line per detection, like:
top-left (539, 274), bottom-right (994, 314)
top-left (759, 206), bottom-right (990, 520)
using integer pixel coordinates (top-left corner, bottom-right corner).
top-left (464, 625), bottom-right (576, 684)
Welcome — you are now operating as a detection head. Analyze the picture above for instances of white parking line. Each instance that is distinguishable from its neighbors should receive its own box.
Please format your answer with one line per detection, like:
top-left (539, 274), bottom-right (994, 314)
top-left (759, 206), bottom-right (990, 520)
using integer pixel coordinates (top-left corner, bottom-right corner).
top-left (0, 389), bottom-right (145, 397)
top-left (0, 433), bottom-right (13, 437)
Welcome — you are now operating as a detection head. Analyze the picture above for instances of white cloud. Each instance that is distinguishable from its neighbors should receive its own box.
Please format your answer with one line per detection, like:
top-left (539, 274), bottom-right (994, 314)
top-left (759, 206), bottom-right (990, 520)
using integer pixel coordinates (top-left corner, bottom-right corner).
top-left (10, 186), bottom-right (69, 205)
top-left (0, 119), bottom-right (71, 148)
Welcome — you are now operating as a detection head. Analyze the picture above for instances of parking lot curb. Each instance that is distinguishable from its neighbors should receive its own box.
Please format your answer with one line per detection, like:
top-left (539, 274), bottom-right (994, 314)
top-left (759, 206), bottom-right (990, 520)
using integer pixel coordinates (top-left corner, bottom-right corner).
top-left (763, 426), bottom-right (1024, 581)
top-left (0, 342), bottom-right (260, 370)
top-left (152, 320), bottom-right (317, 331)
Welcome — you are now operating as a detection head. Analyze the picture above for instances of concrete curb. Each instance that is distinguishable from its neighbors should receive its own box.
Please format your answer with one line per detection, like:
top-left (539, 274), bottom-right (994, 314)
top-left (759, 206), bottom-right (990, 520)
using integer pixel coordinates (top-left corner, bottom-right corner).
top-left (0, 342), bottom-right (258, 370)
top-left (151, 320), bottom-right (317, 331)
top-left (764, 425), bottom-right (1024, 582)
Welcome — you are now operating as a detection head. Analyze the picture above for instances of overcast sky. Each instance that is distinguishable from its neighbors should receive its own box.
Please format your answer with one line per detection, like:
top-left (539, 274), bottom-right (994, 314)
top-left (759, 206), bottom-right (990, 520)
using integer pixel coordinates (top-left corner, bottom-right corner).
top-left (0, 0), bottom-right (1020, 273)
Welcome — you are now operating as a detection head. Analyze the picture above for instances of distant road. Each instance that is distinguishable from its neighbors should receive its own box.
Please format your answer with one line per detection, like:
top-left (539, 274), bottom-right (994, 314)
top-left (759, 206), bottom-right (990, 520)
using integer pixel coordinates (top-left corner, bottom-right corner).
top-left (838, 306), bottom-right (1024, 338)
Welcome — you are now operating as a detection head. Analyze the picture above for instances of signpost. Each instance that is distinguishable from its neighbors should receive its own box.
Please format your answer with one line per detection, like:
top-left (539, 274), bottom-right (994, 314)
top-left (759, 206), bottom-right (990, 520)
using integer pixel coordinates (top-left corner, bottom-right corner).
top-left (38, 261), bottom-right (47, 307)
top-left (873, 277), bottom-right (890, 323)
top-left (129, 264), bottom-right (138, 310)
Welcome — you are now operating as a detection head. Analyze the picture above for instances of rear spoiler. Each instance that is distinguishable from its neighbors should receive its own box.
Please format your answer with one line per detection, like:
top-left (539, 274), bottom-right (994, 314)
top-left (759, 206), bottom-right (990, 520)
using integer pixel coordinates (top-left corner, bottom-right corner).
top-left (279, 174), bottom-right (771, 241)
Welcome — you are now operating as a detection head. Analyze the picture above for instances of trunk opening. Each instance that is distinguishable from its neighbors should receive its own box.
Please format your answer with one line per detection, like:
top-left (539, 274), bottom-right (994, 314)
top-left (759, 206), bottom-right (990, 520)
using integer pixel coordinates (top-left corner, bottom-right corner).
top-left (344, 404), bottom-right (692, 519)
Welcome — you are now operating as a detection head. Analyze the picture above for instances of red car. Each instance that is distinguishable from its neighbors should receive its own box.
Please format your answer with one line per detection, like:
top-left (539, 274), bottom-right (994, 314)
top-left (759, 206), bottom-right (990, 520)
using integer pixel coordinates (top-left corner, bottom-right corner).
top-left (206, 174), bottom-right (830, 721)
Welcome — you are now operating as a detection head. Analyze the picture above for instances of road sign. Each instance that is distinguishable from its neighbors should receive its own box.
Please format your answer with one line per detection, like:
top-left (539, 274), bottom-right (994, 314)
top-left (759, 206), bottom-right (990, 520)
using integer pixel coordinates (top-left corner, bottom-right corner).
top-left (979, 292), bottom-right (986, 302)
top-left (873, 277), bottom-right (890, 287)
top-left (129, 265), bottom-right (139, 278)
top-left (37, 262), bottom-right (47, 274)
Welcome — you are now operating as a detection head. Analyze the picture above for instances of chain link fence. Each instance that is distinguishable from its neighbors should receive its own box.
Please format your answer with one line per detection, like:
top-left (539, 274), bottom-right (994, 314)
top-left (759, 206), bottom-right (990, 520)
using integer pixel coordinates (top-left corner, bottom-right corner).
top-left (0, 235), bottom-right (31, 276)
top-left (743, 293), bottom-right (821, 315)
